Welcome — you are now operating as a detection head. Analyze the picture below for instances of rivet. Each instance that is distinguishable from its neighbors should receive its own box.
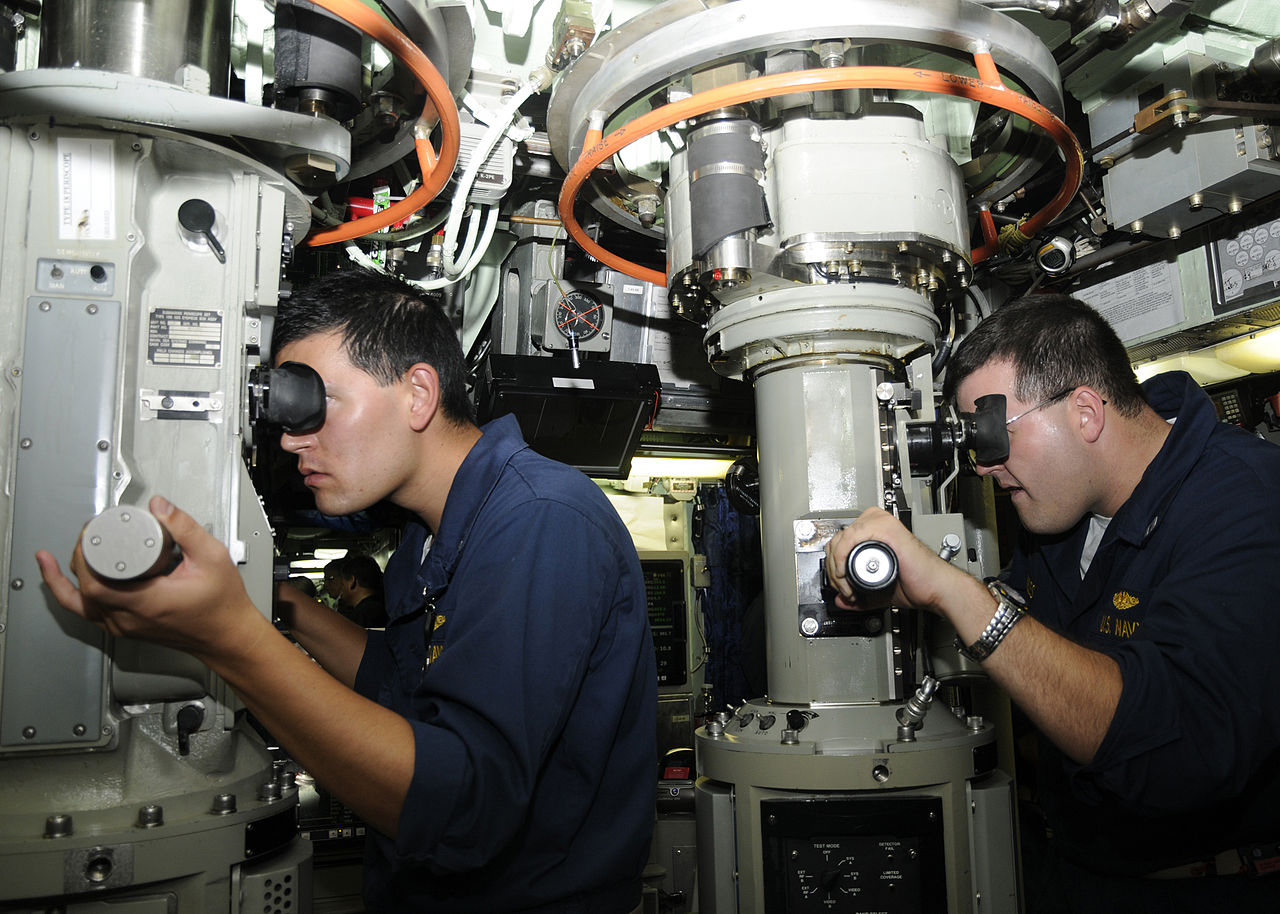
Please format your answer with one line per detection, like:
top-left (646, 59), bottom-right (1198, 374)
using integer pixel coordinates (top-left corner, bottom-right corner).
top-left (19, 438), bottom-right (31, 449)
top-left (10, 578), bottom-right (23, 590)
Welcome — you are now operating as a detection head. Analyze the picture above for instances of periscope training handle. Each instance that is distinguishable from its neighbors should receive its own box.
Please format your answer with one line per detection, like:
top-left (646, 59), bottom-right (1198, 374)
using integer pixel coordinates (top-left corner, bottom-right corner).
top-left (845, 540), bottom-right (899, 605)
top-left (80, 505), bottom-right (183, 582)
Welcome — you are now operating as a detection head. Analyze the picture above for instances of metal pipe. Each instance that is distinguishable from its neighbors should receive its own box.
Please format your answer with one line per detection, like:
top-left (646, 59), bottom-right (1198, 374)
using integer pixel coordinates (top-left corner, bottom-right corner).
top-left (38, 0), bottom-right (234, 95)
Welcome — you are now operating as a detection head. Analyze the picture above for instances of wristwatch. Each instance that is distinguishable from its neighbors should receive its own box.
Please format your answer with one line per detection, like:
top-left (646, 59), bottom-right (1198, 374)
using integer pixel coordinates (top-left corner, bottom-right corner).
top-left (955, 580), bottom-right (1028, 662)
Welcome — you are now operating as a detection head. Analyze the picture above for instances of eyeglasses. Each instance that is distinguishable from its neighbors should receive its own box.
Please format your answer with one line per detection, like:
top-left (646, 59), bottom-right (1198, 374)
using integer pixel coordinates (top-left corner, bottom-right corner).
top-left (960, 386), bottom-right (1089, 469)
top-left (1004, 387), bottom-right (1076, 428)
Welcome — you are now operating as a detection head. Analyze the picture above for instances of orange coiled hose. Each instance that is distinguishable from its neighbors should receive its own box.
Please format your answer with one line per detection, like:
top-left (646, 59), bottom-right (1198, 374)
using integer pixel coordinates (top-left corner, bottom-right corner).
top-left (304, 0), bottom-right (461, 246)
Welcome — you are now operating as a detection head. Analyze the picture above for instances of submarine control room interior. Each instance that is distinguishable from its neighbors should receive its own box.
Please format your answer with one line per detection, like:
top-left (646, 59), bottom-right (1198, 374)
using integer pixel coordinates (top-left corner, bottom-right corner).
top-left (3, 0), bottom-right (1280, 911)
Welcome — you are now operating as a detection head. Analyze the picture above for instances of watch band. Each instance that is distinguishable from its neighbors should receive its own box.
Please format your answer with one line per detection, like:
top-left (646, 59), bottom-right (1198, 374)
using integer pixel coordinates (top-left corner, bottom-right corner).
top-left (955, 580), bottom-right (1028, 662)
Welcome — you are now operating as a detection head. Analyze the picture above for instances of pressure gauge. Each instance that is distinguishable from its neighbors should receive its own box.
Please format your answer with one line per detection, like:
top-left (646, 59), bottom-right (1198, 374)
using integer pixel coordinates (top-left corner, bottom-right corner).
top-left (553, 289), bottom-right (604, 343)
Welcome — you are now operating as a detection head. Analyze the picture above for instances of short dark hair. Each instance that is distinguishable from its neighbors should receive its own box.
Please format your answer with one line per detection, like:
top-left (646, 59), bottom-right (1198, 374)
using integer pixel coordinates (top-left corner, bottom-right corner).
top-left (341, 554), bottom-right (384, 593)
top-left (942, 293), bottom-right (1147, 417)
top-left (271, 267), bottom-right (475, 425)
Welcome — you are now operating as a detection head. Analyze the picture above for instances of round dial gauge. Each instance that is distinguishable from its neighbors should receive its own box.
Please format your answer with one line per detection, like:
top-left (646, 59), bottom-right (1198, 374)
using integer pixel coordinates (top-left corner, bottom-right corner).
top-left (554, 290), bottom-right (604, 342)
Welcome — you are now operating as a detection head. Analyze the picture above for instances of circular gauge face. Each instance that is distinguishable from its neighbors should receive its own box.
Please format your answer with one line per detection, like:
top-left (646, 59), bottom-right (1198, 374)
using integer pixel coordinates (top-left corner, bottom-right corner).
top-left (554, 290), bottom-right (604, 342)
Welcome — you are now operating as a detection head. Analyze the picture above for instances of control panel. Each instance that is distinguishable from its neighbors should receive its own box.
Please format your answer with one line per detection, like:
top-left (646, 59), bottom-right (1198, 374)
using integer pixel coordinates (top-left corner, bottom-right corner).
top-left (643, 558), bottom-right (689, 686)
top-left (761, 795), bottom-right (947, 913)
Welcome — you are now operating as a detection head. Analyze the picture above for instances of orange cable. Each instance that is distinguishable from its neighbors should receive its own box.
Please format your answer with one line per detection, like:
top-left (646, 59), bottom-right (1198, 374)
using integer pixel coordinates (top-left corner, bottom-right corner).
top-left (557, 63), bottom-right (1083, 284)
top-left (304, 0), bottom-right (461, 246)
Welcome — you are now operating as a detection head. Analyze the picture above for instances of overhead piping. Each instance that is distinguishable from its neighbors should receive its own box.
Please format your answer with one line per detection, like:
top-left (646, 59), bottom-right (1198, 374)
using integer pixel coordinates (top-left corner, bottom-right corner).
top-left (304, 0), bottom-right (462, 246)
top-left (557, 52), bottom-right (1083, 286)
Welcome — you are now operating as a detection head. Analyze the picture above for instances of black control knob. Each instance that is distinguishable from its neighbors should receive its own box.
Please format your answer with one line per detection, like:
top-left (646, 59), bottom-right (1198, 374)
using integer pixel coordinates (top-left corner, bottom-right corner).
top-left (845, 540), bottom-right (898, 605)
top-left (178, 198), bottom-right (227, 264)
top-left (176, 704), bottom-right (205, 756)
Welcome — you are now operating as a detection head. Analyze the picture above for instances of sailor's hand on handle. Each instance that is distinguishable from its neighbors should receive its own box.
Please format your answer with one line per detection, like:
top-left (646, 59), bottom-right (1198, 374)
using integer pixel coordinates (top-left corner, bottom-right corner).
top-left (36, 495), bottom-right (262, 661)
top-left (825, 507), bottom-right (966, 614)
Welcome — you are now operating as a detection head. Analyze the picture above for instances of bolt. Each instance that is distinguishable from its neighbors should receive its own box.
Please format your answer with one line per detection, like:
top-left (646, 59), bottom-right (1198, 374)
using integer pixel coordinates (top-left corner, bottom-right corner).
top-left (97, 439), bottom-right (109, 451)
top-left (19, 438), bottom-right (31, 449)
top-left (22, 726), bottom-right (36, 739)
top-left (10, 578), bottom-right (23, 590)
top-left (1098, 154), bottom-right (1116, 169)
top-left (1168, 226), bottom-right (1181, 240)
top-left (211, 793), bottom-right (237, 815)
top-left (86, 304), bottom-right (98, 315)
top-left (1188, 192), bottom-right (1204, 210)
top-left (38, 301), bottom-right (50, 312)
top-left (44, 814), bottom-right (73, 838)
top-left (137, 804), bottom-right (164, 827)
top-left (816, 40), bottom-right (846, 68)
top-left (1130, 220), bottom-right (1144, 234)
top-left (635, 195), bottom-right (659, 228)
top-left (73, 724), bottom-right (86, 737)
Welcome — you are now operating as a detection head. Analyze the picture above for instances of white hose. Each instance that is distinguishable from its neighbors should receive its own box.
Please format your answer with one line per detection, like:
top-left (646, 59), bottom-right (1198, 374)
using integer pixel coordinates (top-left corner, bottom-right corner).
top-left (440, 78), bottom-right (541, 275)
